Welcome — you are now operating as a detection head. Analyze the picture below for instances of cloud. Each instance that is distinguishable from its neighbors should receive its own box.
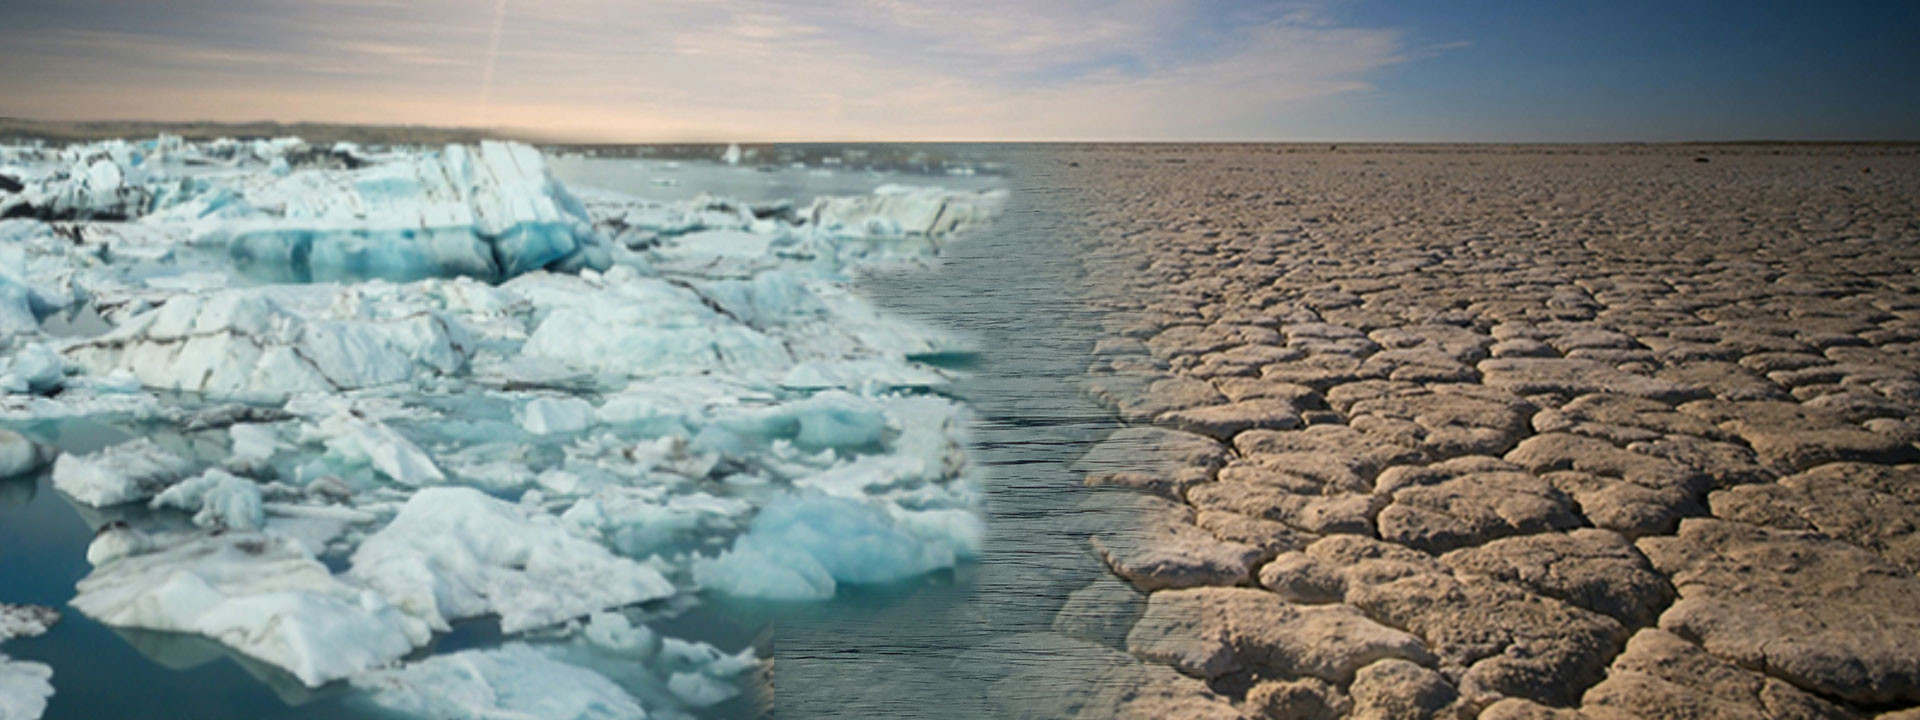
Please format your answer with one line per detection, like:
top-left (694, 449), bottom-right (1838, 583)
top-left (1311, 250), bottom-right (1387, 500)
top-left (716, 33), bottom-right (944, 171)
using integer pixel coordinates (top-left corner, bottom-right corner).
top-left (0, 0), bottom-right (1415, 140)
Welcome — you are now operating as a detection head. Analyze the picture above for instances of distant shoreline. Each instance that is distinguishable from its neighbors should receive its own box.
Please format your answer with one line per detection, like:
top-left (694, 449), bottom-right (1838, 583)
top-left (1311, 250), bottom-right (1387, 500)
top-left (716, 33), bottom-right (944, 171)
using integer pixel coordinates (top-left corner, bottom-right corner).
top-left (4, 117), bottom-right (1916, 149)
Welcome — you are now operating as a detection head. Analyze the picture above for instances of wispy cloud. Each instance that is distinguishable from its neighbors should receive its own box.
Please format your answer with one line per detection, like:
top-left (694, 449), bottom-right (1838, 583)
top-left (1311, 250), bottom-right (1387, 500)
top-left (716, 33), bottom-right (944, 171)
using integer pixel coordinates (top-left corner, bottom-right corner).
top-left (0, 0), bottom-right (1419, 140)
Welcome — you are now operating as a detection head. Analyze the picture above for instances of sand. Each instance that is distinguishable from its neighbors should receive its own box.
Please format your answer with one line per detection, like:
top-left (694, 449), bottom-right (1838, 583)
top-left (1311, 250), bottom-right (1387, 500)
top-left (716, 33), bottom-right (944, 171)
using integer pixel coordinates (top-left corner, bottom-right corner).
top-left (1047, 143), bottom-right (1920, 718)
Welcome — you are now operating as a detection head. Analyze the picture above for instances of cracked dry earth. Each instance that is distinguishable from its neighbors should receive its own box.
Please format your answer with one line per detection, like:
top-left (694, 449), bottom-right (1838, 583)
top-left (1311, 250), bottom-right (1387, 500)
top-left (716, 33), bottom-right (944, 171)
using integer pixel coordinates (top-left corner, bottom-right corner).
top-left (1045, 144), bottom-right (1920, 719)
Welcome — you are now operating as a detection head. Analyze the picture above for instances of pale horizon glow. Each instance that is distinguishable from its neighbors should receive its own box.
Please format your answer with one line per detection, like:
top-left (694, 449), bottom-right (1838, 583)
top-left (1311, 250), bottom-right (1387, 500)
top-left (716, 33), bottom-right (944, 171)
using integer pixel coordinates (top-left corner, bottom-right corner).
top-left (0, 0), bottom-right (1914, 142)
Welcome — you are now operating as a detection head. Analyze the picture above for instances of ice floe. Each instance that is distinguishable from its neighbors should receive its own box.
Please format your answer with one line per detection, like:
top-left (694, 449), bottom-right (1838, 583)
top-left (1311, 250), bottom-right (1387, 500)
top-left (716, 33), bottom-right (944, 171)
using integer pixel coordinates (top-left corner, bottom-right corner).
top-left (71, 532), bottom-right (430, 687)
top-left (348, 487), bottom-right (675, 633)
top-left (50, 437), bottom-right (195, 506)
top-left (0, 134), bottom-right (1000, 709)
top-left (0, 605), bottom-right (57, 720)
top-left (352, 643), bottom-right (646, 720)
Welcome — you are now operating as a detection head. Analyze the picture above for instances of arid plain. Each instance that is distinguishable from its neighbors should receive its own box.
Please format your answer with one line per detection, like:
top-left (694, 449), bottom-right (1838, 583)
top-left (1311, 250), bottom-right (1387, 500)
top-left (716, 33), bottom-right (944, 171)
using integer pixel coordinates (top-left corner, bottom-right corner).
top-left (1045, 143), bottom-right (1920, 719)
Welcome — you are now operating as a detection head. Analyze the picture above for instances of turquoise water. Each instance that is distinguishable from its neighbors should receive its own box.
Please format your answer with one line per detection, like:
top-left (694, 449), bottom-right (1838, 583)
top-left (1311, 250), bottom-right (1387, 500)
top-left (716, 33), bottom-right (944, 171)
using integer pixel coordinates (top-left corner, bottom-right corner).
top-left (1, 149), bottom-right (1134, 719)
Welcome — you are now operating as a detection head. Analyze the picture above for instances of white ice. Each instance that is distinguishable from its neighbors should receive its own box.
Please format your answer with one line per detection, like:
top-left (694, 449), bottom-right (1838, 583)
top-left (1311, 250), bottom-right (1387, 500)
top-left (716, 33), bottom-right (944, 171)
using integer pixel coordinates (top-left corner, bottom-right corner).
top-left (1, 135), bottom-right (1002, 704)
top-left (348, 487), bottom-right (675, 633)
top-left (0, 431), bottom-right (49, 480)
top-left (352, 643), bottom-right (646, 720)
top-left (50, 438), bottom-right (195, 506)
top-left (0, 606), bottom-right (57, 720)
top-left (150, 468), bottom-right (265, 530)
top-left (71, 532), bottom-right (430, 687)
top-left (693, 492), bottom-right (979, 601)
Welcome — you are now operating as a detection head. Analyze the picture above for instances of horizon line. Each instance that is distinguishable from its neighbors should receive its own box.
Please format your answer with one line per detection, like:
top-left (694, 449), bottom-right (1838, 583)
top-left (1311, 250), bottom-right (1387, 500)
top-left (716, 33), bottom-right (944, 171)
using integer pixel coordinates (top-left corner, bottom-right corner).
top-left (3, 116), bottom-right (1918, 147)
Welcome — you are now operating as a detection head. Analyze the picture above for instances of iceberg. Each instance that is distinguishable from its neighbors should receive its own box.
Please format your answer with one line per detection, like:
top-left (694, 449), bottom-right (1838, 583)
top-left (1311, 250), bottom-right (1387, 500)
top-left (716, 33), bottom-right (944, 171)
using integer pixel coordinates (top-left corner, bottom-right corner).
top-left (71, 532), bottom-right (430, 687)
top-left (807, 185), bottom-right (1006, 239)
top-left (693, 493), bottom-right (979, 600)
top-left (62, 286), bottom-right (474, 401)
top-left (50, 438), bottom-right (195, 506)
top-left (304, 412), bottom-right (446, 487)
top-left (348, 487), bottom-right (676, 632)
top-left (0, 133), bottom-right (1005, 710)
top-left (0, 431), bottom-right (50, 480)
top-left (149, 468), bottom-right (265, 530)
top-left (216, 142), bottom-right (609, 283)
top-left (352, 643), bottom-right (646, 720)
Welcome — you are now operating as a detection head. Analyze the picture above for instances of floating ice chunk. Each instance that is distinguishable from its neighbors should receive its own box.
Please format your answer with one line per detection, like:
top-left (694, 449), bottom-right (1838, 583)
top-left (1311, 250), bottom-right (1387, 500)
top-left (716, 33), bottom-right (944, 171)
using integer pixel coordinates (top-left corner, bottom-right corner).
top-left (61, 287), bottom-right (473, 400)
top-left (307, 413), bottom-right (445, 487)
top-left (352, 643), bottom-right (646, 720)
top-left (50, 438), bottom-right (195, 506)
top-left (0, 652), bottom-right (52, 720)
top-left (667, 672), bottom-right (736, 708)
top-left (0, 604), bottom-right (57, 642)
top-left (657, 637), bottom-right (756, 707)
top-left (150, 469), bottom-right (265, 530)
top-left (693, 493), bottom-right (975, 600)
top-left (0, 431), bottom-right (50, 480)
top-left (722, 143), bottom-right (743, 166)
top-left (349, 487), bottom-right (675, 633)
top-left (85, 522), bottom-right (152, 566)
top-left (71, 532), bottom-right (429, 687)
top-left (807, 186), bottom-right (1006, 238)
top-left (523, 307), bottom-right (790, 378)
top-left (214, 141), bottom-right (608, 283)
top-left (562, 488), bottom-right (752, 557)
top-left (227, 423), bottom-right (283, 465)
top-left (0, 656), bottom-right (53, 720)
top-left (0, 344), bottom-right (64, 395)
top-left (0, 279), bottom-right (35, 339)
top-left (0, 606), bottom-right (57, 720)
top-left (582, 611), bottom-right (657, 658)
top-left (721, 390), bottom-right (892, 453)
top-left (518, 396), bottom-right (596, 436)
top-left (780, 359), bottom-right (949, 392)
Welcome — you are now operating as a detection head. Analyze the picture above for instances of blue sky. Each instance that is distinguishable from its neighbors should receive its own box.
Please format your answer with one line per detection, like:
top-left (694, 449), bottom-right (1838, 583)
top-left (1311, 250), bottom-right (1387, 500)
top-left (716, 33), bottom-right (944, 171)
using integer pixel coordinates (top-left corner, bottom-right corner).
top-left (1, 0), bottom-right (1914, 141)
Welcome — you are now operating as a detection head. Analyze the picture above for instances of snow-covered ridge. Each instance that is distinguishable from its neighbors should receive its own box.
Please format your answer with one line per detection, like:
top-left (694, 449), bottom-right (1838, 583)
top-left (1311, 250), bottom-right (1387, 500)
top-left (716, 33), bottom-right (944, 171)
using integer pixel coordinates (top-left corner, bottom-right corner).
top-left (0, 135), bottom-right (1004, 716)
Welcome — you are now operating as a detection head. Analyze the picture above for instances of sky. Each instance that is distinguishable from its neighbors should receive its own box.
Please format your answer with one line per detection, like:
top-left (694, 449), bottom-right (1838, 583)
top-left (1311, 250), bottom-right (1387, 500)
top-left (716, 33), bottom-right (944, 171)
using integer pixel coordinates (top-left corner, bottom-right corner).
top-left (1, 0), bottom-right (1915, 142)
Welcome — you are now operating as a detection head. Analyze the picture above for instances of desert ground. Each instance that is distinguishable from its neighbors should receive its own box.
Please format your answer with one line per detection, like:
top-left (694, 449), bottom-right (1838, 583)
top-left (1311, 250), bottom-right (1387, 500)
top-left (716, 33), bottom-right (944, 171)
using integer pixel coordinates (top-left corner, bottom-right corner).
top-left (1041, 143), bottom-right (1920, 718)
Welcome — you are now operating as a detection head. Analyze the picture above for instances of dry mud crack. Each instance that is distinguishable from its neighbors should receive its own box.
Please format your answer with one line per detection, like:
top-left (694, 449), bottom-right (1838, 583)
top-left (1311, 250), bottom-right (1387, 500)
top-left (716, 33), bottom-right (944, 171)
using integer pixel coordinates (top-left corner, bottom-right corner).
top-left (1048, 144), bottom-right (1920, 719)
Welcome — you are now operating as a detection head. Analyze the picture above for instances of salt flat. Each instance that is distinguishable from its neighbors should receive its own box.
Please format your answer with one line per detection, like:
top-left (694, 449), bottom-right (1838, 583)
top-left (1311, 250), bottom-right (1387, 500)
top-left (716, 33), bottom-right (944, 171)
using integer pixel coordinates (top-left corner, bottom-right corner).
top-left (1047, 143), bottom-right (1920, 718)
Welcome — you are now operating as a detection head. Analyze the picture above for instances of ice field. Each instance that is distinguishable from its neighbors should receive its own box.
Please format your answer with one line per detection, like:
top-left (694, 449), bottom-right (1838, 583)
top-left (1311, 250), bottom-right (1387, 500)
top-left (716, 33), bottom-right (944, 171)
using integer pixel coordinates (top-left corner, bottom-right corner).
top-left (0, 135), bottom-right (1008, 719)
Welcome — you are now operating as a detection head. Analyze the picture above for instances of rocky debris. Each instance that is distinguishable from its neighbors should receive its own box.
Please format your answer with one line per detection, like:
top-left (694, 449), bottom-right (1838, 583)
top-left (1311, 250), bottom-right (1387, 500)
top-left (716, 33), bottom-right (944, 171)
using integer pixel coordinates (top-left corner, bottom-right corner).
top-left (1640, 518), bottom-right (1920, 705)
top-left (1126, 586), bottom-right (1431, 683)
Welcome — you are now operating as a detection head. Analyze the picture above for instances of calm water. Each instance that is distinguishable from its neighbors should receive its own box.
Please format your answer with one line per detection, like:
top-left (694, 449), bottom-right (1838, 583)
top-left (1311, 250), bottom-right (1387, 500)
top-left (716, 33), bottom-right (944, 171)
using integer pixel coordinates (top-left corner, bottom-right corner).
top-left (1, 149), bottom-right (1138, 719)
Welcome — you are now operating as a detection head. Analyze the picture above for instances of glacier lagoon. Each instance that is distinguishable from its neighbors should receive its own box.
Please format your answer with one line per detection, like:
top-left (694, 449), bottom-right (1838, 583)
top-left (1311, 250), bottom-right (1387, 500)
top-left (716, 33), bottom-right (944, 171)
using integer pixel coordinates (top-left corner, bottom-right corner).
top-left (0, 138), bottom-right (1142, 719)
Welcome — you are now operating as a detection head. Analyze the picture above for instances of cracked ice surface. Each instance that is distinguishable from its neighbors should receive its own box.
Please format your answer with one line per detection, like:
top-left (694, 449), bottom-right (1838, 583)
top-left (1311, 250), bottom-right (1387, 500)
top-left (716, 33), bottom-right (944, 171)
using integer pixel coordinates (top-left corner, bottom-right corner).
top-left (0, 134), bottom-right (1002, 715)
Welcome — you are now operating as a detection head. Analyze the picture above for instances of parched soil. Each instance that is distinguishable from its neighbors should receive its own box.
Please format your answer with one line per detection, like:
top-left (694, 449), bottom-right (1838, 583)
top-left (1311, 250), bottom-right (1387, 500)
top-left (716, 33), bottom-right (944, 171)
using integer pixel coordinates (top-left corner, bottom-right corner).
top-left (1049, 144), bottom-right (1920, 719)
